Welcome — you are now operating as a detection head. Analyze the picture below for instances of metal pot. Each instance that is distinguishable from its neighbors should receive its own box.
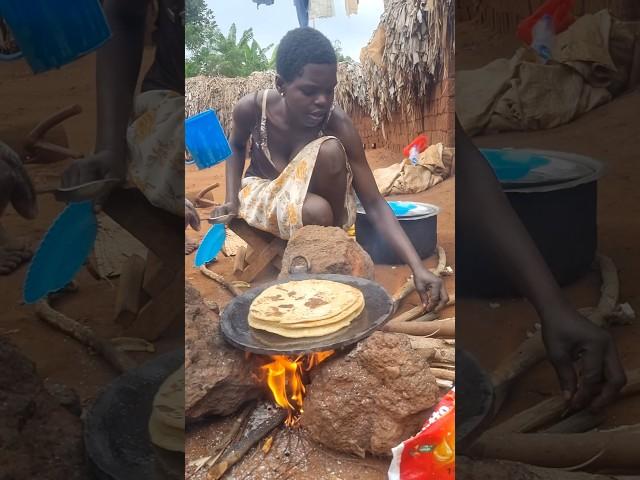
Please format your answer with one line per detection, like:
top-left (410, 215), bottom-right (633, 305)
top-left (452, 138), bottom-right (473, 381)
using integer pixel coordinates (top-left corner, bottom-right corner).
top-left (457, 149), bottom-right (605, 298)
top-left (355, 201), bottom-right (439, 265)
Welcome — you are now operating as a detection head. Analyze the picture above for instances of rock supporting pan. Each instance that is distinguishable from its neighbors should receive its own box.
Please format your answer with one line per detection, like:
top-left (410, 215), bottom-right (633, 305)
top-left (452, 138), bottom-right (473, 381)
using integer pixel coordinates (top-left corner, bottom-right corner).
top-left (220, 274), bottom-right (394, 355)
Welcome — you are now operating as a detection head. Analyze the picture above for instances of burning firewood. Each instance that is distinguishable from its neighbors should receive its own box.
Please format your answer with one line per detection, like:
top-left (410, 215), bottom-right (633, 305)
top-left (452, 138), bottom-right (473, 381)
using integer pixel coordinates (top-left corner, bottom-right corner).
top-left (207, 407), bottom-right (288, 480)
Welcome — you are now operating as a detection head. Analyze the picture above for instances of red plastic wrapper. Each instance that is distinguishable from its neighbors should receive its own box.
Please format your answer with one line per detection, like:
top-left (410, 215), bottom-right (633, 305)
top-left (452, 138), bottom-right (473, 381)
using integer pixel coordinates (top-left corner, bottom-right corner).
top-left (388, 388), bottom-right (455, 480)
top-left (402, 134), bottom-right (429, 158)
top-left (516, 0), bottom-right (576, 45)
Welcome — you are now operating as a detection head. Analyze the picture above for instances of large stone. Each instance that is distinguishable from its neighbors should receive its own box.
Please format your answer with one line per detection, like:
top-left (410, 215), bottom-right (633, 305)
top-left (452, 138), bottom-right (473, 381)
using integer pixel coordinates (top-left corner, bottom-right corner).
top-left (279, 225), bottom-right (375, 279)
top-left (0, 339), bottom-right (85, 479)
top-left (301, 332), bottom-right (440, 457)
top-left (185, 282), bottom-right (262, 421)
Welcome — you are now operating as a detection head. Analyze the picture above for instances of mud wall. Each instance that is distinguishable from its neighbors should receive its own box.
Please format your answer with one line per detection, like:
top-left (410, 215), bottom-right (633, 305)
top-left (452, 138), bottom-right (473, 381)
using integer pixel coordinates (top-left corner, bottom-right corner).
top-left (352, 73), bottom-right (455, 153)
top-left (457, 0), bottom-right (640, 32)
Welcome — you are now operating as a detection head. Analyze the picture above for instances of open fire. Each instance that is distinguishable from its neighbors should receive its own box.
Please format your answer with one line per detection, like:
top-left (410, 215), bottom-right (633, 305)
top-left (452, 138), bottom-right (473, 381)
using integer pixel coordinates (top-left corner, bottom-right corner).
top-left (257, 351), bottom-right (335, 426)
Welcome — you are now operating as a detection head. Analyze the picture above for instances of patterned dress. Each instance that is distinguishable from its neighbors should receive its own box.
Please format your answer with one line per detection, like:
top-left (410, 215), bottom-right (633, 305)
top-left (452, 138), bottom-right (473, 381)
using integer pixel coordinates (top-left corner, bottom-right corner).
top-left (238, 89), bottom-right (357, 240)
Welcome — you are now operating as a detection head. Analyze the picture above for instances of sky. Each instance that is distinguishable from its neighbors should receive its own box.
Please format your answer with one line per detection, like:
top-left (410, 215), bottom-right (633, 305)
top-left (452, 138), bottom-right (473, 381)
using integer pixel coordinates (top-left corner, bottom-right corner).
top-left (208, 0), bottom-right (384, 60)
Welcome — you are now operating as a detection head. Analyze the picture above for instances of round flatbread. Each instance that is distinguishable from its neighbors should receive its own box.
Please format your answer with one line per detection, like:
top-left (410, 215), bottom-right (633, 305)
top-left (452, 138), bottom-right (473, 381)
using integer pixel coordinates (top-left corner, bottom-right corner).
top-left (149, 366), bottom-right (184, 452)
top-left (248, 300), bottom-right (364, 338)
top-left (249, 279), bottom-right (364, 325)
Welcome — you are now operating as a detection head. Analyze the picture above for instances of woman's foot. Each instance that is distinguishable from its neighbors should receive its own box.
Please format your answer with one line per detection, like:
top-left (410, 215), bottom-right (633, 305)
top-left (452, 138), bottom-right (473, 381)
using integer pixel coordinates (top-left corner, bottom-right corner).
top-left (0, 240), bottom-right (32, 275)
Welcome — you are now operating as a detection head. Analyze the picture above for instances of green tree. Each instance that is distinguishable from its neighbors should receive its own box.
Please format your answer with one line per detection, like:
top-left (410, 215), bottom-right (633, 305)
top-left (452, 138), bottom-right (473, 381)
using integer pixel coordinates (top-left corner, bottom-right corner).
top-left (185, 0), bottom-right (217, 52)
top-left (206, 24), bottom-right (273, 77)
top-left (333, 40), bottom-right (353, 63)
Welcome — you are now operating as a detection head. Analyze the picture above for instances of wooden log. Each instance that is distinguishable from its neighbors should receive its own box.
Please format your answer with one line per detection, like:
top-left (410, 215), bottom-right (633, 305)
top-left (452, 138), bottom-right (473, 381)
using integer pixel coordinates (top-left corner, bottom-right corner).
top-left (126, 268), bottom-right (183, 341)
top-left (431, 368), bottom-right (456, 381)
top-left (233, 246), bottom-right (247, 274)
top-left (35, 300), bottom-right (135, 373)
top-left (487, 368), bottom-right (640, 435)
top-left (541, 409), bottom-right (606, 434)
top-left (469, 431), bottom-right (640, 470)
top-left (489, 255), bottom-right (618, 408)
top-left (113, 254), bottom-right (147, 329)
top-left (385, 317), bottom-right (455, 337)
top-left (457, 456), bottom-right (631, 480)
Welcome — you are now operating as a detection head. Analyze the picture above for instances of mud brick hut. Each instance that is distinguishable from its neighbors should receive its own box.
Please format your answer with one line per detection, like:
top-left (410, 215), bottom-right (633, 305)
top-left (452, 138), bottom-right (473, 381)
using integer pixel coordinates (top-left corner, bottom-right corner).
top-left (186, 0), bottom-right (455, 154)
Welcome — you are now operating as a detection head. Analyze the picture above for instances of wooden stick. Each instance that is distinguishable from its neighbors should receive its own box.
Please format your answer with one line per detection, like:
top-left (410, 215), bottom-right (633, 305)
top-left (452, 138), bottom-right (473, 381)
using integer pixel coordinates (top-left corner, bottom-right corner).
top-left (384, 317), bottom-right (455, 337)
top-left (541, 409), bottom-right (606, 434)
top-left (25, 104), bottom-right (82, 147)
top-left (489, 255), bottom-right (619, 406)
top-left (470, 431), bottom-right (640, 470)
top-left (388, 295), bottom-right (456, 324)
top-left (487, 368), bottom-right (640, 435)
top-left (35, 300), bottom-right (136, 373)
top-left (437, 379), bottom-right (454, 389)
top-left (431, 368), bottom-right (455, 381)
top-left (195, 403), bottom-right (255, 475)
top-left (458, 456), bottom-right (631, 480)
top-left (388, 304), bottom-right (426, 324)
top-left (200, 265), bottom-right (243, 297)
top-left (207, 408), bottom-right (288, 480)
top-left (194, 183), bottom-right (220, 208)
top-left (391, 245), bottom-right (448, 309)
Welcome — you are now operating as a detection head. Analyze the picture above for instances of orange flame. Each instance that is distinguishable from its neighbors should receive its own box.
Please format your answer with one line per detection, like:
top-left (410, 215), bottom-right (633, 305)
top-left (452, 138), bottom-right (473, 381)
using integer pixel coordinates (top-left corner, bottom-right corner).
top-left (259, 351), bottom-right (334, 426)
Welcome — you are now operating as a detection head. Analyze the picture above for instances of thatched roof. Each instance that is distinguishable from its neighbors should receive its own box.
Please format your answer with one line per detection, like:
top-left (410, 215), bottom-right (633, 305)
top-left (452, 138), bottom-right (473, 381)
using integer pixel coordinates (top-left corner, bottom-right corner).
top-left (356, 0), bottom-right (455, 128)
top-left (186, 0), bottom-right (454, 133)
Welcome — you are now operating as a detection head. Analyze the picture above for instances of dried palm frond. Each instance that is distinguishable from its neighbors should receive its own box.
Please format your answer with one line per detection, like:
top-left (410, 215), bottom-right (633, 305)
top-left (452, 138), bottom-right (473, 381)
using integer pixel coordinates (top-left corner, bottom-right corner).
top-left (185, 71), bottom-right (275, 135)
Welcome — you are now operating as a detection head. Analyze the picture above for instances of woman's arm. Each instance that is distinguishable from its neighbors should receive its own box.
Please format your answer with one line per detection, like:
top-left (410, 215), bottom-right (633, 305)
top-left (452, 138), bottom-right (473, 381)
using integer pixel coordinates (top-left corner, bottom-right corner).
top-left (456, 117), bottom-right (625, 410)
top-left (331, 109), bottom-right (448, 311)
top-left (213, 93), bottom-right (255, 218)
top-left (61, 0), bottom-right (148, 188)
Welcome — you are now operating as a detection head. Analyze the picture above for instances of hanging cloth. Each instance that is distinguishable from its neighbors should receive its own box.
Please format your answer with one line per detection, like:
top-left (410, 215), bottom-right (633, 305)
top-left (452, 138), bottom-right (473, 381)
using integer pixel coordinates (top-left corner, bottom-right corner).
top-left (309, 0), bottom-right (335, 20)
top-left (345, 0), bottom-right (358, 15)
top-left (294, 0), bottom-right (309, 27)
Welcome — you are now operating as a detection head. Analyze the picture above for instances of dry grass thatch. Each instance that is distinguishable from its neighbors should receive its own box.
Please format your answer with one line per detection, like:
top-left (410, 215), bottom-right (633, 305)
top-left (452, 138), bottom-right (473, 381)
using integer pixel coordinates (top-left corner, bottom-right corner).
top-left (359, 0), bottom-right (454, 129)
top-left (185, 71), bottom-right (275, 135)
top-left (186, 0), bottom-right (454, 134)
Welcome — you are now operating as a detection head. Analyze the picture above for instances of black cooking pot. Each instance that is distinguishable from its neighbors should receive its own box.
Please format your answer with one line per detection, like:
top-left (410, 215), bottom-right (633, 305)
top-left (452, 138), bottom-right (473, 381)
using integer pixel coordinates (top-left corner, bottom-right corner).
top-left (457, 149), bottom-right (605, 298)
top-left (355, 201), bottom-right (439, 265)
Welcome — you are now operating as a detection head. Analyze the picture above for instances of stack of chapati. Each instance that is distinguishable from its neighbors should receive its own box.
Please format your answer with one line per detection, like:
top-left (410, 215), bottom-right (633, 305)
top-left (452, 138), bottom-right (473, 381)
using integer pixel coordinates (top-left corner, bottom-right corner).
top-left (248, 279), bottom-right (365, 338)
top-left (149, 367), bottom-right (184, 479)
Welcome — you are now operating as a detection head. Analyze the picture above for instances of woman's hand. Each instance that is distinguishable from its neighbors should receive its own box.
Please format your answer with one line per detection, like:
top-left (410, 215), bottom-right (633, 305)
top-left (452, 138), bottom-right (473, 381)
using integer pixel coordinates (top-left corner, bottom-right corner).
top-left (412, 264), bottom-right (449, 312)
top-left (541, 303), bottom-right (626, 412)
top-left (210, 201), bottom-right (239, 224)
top-left (61, 149), bottom-right (126, 188)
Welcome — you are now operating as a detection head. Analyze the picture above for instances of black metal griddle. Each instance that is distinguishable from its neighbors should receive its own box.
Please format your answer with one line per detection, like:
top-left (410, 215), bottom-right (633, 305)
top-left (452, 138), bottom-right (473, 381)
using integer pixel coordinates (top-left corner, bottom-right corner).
top-left (220, 273), bottom-right (394, 355)
top-left (84, 349), bottom-right (184, 480)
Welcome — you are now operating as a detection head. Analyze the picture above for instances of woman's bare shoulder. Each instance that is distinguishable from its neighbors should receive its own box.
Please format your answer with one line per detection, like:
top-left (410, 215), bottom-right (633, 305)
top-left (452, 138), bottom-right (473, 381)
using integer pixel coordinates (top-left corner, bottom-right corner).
top-left (233, 91), bottom-right (261, 125)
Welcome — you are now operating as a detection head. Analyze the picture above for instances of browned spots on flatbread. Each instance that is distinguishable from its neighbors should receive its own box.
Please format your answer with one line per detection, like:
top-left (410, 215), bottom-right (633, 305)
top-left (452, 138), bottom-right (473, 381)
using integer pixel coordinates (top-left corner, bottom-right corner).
top-left (267, 295), bottom-right (284, 301)
top-left (305, 296), bottom-right (329, 309)
top-left (278, 304), bottom-right (294, 309)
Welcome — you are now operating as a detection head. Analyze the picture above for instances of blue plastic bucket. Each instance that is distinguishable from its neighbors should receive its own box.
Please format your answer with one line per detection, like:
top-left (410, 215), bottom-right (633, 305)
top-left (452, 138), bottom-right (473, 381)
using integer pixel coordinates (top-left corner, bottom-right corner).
top-left (0, 0), bottom-right (111, 73)
top-left (185, 110), bottom-right (232, 170)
